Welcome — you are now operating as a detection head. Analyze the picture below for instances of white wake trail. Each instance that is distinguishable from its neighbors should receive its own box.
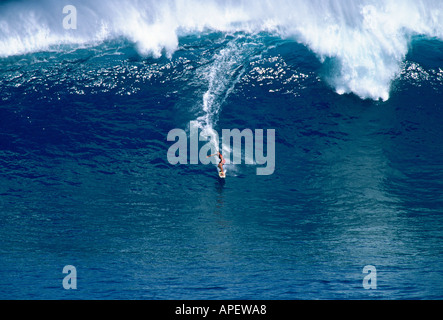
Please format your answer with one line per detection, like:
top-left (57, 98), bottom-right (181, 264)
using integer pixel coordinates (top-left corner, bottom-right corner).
top-left (191, 36), bottom-right (258, 173)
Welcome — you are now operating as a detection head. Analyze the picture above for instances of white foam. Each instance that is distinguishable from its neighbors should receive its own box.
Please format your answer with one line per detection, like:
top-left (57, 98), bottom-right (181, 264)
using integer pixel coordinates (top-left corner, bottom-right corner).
top-left (1, 0), bottom-right (442, 100)
top-left (193, 38), bottom-right (249, 168)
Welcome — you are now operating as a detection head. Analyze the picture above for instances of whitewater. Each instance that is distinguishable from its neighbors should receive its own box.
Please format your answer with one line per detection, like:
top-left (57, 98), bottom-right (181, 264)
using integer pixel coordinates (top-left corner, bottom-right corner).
top-left (1, 0), bottom-right (443, 300)
top-left (1, 0), bottom-right (443, 101)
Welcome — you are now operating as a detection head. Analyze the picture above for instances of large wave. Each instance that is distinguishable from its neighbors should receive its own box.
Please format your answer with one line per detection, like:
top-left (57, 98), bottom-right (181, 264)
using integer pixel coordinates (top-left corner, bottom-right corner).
top-left (1, 0), bottom-right (442, 100)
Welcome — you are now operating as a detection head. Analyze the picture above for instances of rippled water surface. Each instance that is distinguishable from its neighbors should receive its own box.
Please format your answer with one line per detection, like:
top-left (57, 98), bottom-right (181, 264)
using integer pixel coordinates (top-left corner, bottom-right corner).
top-left (1, 1), bottom-right (442, 300)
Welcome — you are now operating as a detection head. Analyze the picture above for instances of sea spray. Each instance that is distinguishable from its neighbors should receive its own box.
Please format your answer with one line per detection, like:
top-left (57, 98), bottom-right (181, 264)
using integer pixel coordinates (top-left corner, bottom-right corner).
top-left (1, 0), bottom-right (442, 100)
top-left (192, 36), bottom-right (259, 173)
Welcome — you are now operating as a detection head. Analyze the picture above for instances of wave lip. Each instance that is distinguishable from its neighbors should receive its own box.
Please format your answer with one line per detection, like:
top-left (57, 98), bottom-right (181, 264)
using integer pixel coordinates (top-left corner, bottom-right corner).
top-left (1, 0), bottom-right (443, 101)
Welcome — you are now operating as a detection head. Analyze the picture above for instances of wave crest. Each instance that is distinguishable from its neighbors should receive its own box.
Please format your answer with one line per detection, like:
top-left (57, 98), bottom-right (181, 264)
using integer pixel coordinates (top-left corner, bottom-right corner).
top-left (1, 0), bottom-right (442, 101)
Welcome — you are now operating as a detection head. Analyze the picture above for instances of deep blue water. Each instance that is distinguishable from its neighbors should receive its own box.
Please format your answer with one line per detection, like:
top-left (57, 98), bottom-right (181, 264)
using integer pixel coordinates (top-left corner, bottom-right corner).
top-left (1, 1), bottom-right (443, 300)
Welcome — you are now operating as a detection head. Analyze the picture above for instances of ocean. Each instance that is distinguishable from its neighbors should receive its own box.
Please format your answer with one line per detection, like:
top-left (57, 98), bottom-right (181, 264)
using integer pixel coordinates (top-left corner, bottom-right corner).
top-left (0, 0), bottom-right (442, 300)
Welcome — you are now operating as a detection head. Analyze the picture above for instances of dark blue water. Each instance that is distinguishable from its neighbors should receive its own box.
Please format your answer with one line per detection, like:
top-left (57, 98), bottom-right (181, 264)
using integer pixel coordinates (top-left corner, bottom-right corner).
top-left (1, 1), bottom-right (443, 300)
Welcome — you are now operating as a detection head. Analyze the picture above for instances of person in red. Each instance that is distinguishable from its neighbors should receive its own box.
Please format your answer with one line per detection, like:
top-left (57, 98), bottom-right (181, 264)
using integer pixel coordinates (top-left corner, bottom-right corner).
top-left (207, 152), bottom-right (225, 175)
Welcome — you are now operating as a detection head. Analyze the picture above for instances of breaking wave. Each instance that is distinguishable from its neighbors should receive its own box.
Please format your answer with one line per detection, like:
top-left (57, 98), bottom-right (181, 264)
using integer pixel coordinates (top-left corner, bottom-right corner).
top-left (1, 0), bottom-right (442, 100)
